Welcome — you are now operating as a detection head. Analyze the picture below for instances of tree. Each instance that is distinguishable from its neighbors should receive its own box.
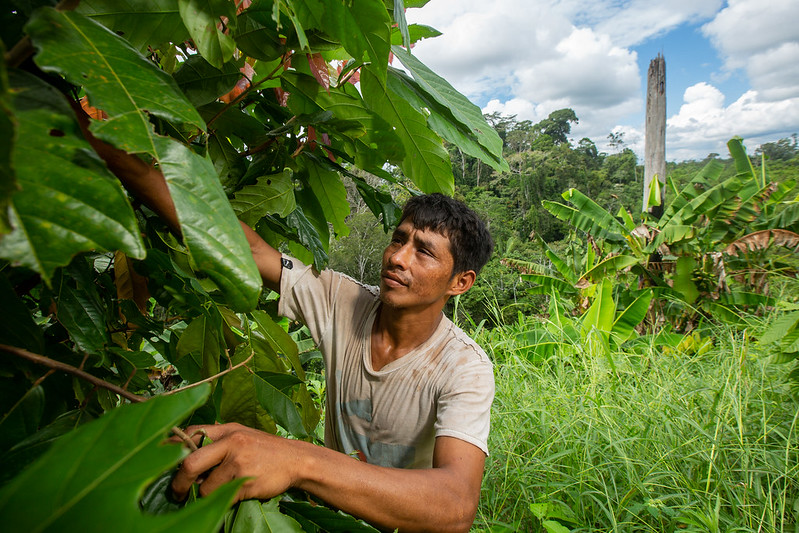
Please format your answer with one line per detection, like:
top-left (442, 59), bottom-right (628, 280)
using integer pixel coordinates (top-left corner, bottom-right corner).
top-left (534, 108), bottom-right (578, 146)
top-left (0, 1), bottom-right (506, 530)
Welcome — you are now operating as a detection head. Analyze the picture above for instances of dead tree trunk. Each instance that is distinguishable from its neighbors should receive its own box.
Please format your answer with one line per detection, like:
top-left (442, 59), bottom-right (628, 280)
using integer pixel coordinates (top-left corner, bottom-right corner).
top-left (643, 54), bottom-right (666, 218)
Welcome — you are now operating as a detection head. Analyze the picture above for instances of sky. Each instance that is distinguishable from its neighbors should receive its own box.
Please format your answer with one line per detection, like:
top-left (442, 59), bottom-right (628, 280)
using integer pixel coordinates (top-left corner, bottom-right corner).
top-left (405, 0), bottom-right (799, 161)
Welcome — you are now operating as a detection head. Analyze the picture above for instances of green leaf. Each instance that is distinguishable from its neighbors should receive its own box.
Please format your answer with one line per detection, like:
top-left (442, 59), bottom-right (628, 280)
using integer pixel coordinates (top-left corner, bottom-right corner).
top-left (175, 312), bottom-right (224, 382)
top-left (760, 310), bottom-right (799, 345)
top-left (581, 279), bottom-right (614, 336)
top-left (0, 386), bottom-right (243, 533)
top-left (0, 71), bottom-right (145, 284)
top-left (560, 189), bottom-right (628, 242)
top-left (285, 206), bottom-right (329, 268)
top-left (230, 171), bottom-right (296, 226)
top-left (251, 310), bottom-right (303, 380)
top-left (155, 137), bottom-right (262, 312)
top-left (219, 343), bottom-right (279, 433)
top-left (27, 8), bottom-right (205, 153)
top-left (579, 255), bottom-right (638, 285)
top-left (390, 23), bottom-right (441, 45)
top-left (174, 55), bottom-right (241, 107)
top-left (234, 10), bottom-right (285, 61)
top-left (281, 500), bottom-right (380, 532)
top-left (325, 0), bottom-right (391, 81)
top-left (611, 290), bottom-right (652, 346)
top-left (54, 266), bottom-right (110, 355)
top-left (253, 371), bottom-right (308, 438)
top-left (542, 520), bottom-right (571, 533)
top-left (391, 46), bottom-right (507, 172)
top-left (178, 0), bottom-right (237, 69)
top-left (76, 0), bottom-right (190, 52)
top-left (392, 0), bottom-right (411, 49)
top-left (673, 256), bottom-right (699, 304)
top-left (230, 499), bottom-right (304, 533)
top-left (301, 154), bottom-right (350, 238)
top-left (361, 68), bottom-right (453, 195)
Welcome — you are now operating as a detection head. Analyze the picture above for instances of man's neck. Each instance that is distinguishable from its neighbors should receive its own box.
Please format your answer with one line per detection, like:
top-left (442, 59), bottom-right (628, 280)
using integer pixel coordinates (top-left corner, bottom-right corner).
top-left (370, 303), bottom-right (445, 371)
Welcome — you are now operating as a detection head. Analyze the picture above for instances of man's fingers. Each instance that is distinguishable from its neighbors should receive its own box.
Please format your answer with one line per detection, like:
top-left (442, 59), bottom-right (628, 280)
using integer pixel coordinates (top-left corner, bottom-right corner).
top-left (170, 441), bottom-right (229, 500)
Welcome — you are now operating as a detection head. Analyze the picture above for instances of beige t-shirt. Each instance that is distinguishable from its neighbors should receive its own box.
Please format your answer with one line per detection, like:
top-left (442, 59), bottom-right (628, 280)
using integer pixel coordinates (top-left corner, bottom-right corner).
top-left (278, 256), bottom-right (494, 468)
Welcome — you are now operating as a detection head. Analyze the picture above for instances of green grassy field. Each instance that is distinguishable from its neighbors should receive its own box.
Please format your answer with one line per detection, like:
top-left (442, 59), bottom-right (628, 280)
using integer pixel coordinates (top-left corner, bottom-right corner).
top-left (472, 316), bottom-right (799, 532)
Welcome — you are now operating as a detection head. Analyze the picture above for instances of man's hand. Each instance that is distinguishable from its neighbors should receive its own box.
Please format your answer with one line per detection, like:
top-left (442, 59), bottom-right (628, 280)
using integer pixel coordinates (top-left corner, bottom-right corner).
top-left (170, 425), bottom-right (484, 533)
top-left (171, 423), bottom-right (303, 503)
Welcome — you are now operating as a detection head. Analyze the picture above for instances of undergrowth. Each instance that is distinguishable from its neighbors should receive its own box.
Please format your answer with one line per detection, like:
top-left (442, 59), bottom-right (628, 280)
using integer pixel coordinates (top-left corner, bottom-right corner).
top-left (472, 315), bottom-right (799, 532)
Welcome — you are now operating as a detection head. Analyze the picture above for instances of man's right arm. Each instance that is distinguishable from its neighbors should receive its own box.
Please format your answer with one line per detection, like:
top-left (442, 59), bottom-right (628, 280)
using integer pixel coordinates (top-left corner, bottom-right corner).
top-left (75, 107), bottom-right (283, 292)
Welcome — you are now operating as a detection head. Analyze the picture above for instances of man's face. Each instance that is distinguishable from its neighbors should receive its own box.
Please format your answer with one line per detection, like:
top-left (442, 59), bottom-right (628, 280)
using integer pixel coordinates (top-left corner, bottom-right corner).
top-left (379, 220), bottom-right (458, 311)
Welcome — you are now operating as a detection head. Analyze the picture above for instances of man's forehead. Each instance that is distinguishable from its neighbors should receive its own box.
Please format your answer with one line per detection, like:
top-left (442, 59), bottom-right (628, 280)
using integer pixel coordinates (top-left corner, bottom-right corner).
top-left (395, 220), bottom-right (451, 241)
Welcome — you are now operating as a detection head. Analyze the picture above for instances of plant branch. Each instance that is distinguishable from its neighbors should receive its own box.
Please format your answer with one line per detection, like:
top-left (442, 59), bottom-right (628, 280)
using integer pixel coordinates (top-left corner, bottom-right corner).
top-left (0, 343), bottom-right (202, 451)
top-left (0, 343), bottom-right (147, 403)
top-left (162, 351), bottom-right (255, 396)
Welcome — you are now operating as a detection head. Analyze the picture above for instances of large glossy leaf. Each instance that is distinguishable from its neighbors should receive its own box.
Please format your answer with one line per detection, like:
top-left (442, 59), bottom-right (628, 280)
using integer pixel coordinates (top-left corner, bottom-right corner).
top-left (219, 341), bottom-right (279, 433)
top-left (391, 47), bottom-right (507, 172)
top-left (233, 10), bottom-right (285, 61)
top-left (0, 71), bottom-right (145, 283)
top-left (175, 311), bottom-right (225, 382)
top-left (325, 0), bottom-right (391, 81)
top-left (361, 68), bottom-right (453, 195)
top-left (230, 171), bottom-right (296, 226)
top-left (174, 55), bottom-right (241, 107)
top-left (253, 371), bottom-right (308, 438)
top-left (579, 255), bottom-right (639, 285)
top-left (581, 279), bottom-right (614, 337)
top-left (281, 500), bottom-right (380, 532)
top-left (611, 290), bottom-right (652, 346)
top-left (76, 0), bottom-right (190, 52)
top-left (0, 386), bottom-right (243, 533)
top-left (178, 0), bottom-right (237, 69)
top-left (155, 137), bottom-right (262, 312)
top-left (301, 156), bottom-right (350, 238)
top-left (387, 68), bottom-right (505, 175)
top-left (229, 499), bottom-right (304, 533)
top-left (251, 310), bottom-right (303, 380)
top-left (53, 264), bottom-right (110, 355)
top-left (27, 8), bottom-right (205, 153)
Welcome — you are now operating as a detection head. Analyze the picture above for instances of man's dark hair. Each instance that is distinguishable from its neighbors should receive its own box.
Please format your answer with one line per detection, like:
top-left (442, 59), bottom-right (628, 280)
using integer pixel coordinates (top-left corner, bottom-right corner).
top-left (399, 193), bottom-right (494, 276)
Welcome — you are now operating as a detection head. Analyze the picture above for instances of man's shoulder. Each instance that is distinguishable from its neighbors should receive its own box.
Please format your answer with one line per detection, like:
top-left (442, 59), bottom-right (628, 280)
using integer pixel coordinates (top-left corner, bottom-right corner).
top-left (437, 318), bottom-right (493, 369)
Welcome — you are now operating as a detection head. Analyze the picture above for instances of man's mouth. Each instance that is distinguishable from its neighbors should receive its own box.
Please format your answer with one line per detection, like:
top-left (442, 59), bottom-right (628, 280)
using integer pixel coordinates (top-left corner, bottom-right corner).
top-left (381, 271), bottom-right (407, 287)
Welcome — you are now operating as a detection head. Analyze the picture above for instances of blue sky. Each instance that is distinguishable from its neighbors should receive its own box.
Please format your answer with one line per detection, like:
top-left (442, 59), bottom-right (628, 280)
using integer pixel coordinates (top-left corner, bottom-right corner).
top-left (406, 0), bottom-right (799, 161)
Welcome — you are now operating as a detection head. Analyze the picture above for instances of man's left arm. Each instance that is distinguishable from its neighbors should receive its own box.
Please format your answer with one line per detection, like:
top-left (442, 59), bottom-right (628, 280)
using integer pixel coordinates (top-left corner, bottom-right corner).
top-left (171, 425), bottom-right (485, 533)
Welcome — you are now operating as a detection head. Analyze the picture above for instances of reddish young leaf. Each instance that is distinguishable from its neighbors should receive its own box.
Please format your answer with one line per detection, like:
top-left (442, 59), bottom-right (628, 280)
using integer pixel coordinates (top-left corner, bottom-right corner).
top-left (307, 53), bottom-right (330, 93)
top-left (219, 62), bottom-right (254, 104)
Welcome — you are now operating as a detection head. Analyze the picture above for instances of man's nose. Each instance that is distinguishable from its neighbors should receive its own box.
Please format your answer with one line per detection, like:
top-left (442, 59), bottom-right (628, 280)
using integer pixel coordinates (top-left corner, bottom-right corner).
top-left (387, 242), bottom-right (412, 268)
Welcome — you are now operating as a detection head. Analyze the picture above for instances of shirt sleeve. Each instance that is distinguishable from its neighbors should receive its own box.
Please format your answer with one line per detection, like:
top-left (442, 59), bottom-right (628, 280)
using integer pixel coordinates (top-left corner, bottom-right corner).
top-left (277, 255), bottom-right (339, 344)
top-left (434, 355), bottom-right (495, 455)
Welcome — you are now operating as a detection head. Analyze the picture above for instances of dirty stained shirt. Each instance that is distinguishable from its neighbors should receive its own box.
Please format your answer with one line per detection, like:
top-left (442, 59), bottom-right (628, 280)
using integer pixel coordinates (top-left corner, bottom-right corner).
top-left (278, 256), bottom-right (495, 469)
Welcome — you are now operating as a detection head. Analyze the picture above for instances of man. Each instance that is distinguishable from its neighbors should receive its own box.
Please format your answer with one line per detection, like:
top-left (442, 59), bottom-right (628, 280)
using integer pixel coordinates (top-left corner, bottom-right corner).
top-left (78, 110), bottom-right (495, 532)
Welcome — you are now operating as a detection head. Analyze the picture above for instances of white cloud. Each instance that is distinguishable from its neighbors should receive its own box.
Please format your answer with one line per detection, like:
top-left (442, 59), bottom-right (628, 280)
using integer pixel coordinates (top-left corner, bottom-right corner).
top-left (406, 0), bottom-right (799, 161)
top-left (702, 0), bottom-right (799, 100)
top-left (666, 83), bottom-right (799, 160)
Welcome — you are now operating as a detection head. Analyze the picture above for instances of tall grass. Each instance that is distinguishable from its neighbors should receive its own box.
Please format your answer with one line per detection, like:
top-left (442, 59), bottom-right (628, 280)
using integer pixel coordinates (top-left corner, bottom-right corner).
top-left (473, 317), bottom-right (799, 532)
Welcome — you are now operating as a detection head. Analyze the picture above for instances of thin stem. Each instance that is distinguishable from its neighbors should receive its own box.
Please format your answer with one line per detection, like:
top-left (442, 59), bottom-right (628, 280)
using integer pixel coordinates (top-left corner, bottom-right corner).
top-left (162, 351), bottom-right (255, 396)
top-left (0, 343), bottom-right (146, 403)
top-left (0, 343), bottom-right (201, 452)
top-left (206, 52), bottom-right (295, 128)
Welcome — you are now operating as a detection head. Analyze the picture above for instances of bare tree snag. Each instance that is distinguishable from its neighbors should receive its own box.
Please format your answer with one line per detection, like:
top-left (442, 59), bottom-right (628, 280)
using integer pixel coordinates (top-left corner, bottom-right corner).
top-left (643, 54), bottom-right (666, 217)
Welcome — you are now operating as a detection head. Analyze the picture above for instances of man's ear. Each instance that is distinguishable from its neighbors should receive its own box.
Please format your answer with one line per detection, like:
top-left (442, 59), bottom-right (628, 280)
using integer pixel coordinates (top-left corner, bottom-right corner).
top-left (448, 270), bottom-right (476, 296)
